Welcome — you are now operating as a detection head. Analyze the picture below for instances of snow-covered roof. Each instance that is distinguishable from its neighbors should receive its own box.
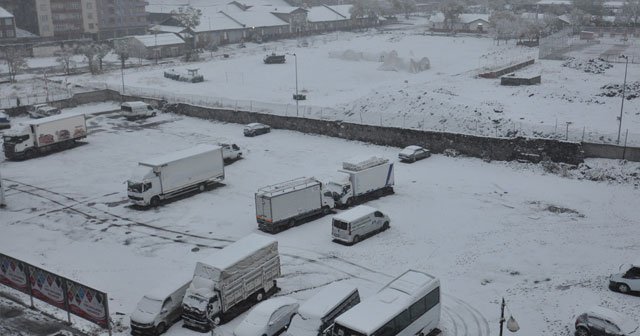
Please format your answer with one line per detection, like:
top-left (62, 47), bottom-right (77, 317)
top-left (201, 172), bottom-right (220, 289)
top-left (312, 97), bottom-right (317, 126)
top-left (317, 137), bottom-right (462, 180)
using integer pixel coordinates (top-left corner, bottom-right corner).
top-left (333, 205), bottom-right (378, 223)
top-left (223, 10), bottom-right (289, 27)
top-left (28, 113), bottom-right (86, 126)
top-left (0, 6), bottom-right (13, 18)
top-left (335, 271), bottom-right (438, 335)
top-left (558, 14), bottom-right (571, 23)
top-left (195, 13), bottom-right (246, 32)
top-left (140, 144), bottom-right (220, 167)
top-left (536, 0), bottom-right (571, 4)
top-left (151, 24), bottom-right (185, 34)
top-left (132, 33), bottom-right (184, 47)
top-left (307, 6), bottom-right (348, 22)
top-left (604, 1), bottom-right (624, 8)
top-left (270, 6), bottom-right (302, 14)
top-left (298, 282), bottom-right (358, 318)
top-left (144, 271), bottom-right (193, 301)
top-left (200, 234), bottom-right (277, 271)
top-left (325, 5), bottom-right (352, 18)
top-left (459, 14), bottom-right (490, 23)
top-left (16, 27), bottom-right (37, 38)
top-left (601, 15), bottom-right (616, 22)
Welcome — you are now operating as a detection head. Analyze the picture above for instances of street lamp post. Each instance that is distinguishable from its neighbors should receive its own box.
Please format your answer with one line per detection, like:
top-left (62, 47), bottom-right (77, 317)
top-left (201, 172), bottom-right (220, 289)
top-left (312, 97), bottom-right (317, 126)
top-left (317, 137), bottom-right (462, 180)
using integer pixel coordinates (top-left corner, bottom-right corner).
top-left (294, 53), bottom-right (299, 117)
top-left (565, 121), bottom-right (572, 140)
top-left (617, 55), bottom-right (628, 144)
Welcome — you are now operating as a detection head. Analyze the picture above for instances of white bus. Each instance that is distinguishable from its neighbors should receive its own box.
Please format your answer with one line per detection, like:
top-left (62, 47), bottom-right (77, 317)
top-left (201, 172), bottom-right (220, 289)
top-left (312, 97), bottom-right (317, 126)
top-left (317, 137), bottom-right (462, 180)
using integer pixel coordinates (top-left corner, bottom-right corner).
top-left (331, 270), bottom-right (440, 336)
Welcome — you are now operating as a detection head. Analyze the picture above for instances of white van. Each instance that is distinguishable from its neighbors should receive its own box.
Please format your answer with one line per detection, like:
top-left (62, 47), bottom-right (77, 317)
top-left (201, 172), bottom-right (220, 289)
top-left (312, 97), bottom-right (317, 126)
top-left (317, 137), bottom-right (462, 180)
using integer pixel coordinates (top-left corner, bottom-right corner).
top-left (29, 105), bottom-right (61, 119)
top-left (332, 205), bottom-right (390, 245)
top-left (286, 282), bottom-right (360, 336)
top-left (121, 101), bottom-right (158, 120)
top-left (130, 274), bottom-right (192, 335)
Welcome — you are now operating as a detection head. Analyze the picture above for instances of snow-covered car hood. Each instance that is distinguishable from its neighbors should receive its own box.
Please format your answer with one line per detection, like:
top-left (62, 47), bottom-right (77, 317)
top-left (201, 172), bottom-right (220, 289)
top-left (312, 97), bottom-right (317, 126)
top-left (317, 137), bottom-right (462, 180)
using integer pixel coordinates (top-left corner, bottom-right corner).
top-left (399, 149), bottom-right (416, 156)
top-left (130, 309), bottom-right (156, 325)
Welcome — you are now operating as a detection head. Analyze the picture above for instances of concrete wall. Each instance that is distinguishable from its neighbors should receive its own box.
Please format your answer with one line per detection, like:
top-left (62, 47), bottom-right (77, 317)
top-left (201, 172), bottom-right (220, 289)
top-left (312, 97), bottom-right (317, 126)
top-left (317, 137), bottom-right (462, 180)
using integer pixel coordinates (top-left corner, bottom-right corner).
top-left (480, 59), bottom-right (536, 78)
top-left (583, 142), bottom-right (640, 161)
top-left (166, 103), bottom-right (585, 165)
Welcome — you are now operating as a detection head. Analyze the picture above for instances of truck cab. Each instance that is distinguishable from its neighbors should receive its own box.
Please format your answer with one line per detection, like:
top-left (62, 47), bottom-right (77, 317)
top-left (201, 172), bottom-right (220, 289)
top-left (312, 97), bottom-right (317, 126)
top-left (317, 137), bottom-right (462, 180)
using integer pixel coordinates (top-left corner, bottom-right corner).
top-left (220, 143), bottom-right (242, 161)
top-left (127, 166), bottom-right (161, 207)
top-left (29, 105), bottom-right (60, 119)
top-left (2, 125), bottom-right (35, 159)
top-left (326, 177), bottom-right (353, 208)
top-left (182, 285), bottom-right (222, 328)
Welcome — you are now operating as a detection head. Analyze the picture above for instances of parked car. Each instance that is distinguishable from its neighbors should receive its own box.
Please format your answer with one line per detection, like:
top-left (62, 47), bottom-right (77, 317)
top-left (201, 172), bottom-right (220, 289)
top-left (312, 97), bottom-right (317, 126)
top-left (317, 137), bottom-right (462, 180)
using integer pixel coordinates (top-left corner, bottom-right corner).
top-left (29, 105), bottom-right (60, 119)
top-left (233, 297), bottom-right (299, 336)
top-left (0, 111), bottom-right (10, 130)
top-left (575, 306), bottom-right (638, 336)
top-left (244, 123), bottom-right (271, 137)
top-left (264, 53), bottom-right (286, 64)
top-left (609, 262), bottom-right (640, 294)
top-left (398, 145), bottom-right (430, 162)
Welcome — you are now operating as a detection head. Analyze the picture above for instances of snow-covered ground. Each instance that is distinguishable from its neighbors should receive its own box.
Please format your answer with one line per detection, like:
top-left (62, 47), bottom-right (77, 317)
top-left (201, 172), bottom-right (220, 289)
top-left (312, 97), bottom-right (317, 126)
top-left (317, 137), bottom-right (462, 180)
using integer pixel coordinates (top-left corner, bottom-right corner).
top-left (1, 105), bottom-right (639, 336)
top-left (65, 19), bottom-right (640, 145)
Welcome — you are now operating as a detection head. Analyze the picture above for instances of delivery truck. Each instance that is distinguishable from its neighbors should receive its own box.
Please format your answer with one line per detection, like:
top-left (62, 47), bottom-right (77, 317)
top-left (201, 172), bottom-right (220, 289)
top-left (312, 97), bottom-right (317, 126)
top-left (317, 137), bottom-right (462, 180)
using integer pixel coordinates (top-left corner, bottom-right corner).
top-left (256, 177), bottom-right (335, 233)
top-left (2, 113), bottom-right (87, 160)
top-left (327, 156), bottom-right (394, 209)
top-left (182, 234), bottom-right (281, 331)
top-left (127, 144), bottom-right (225, 207)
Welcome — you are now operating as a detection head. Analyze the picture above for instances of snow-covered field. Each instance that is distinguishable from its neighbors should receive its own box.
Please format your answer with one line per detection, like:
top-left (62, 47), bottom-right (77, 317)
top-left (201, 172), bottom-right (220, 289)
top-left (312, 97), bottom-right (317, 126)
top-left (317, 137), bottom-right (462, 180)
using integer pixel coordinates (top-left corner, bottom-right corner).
top-left (66, 19), bottom-right (640, 145)
top-left (1, 105), bottom-right (639, 336)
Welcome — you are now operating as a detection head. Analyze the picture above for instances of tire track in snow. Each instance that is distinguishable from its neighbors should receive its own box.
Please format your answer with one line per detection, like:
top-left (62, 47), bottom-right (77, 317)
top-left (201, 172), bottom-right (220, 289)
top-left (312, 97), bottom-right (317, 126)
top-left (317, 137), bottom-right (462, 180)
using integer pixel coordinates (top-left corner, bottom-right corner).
top-left (5, 178), bottom-right (491, 336)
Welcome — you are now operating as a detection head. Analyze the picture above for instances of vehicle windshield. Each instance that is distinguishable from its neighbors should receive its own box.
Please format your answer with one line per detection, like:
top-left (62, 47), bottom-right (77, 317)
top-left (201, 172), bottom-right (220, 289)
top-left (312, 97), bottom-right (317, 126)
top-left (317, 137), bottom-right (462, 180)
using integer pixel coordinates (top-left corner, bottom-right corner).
top-left (2, 134), bottom-right (28, 144)
top-left (136, 296), bottom-right (162, 314)
top-left (288, 313), bottom-right (320, 333)
top-left (332, 323), bottom-right (365, 336)
top-left (244, 307), bottom-right (272, 326)
top-left (128, 181), bottom-right (143, 193)
top-left (333, 220), bottom-right (348, 230)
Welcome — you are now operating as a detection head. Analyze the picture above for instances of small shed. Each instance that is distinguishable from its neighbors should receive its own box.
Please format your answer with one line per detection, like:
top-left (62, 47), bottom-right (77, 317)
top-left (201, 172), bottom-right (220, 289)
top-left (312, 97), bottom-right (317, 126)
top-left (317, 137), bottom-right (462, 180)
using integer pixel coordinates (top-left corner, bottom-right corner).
top-left (126, 33), bottom-right (186, 60)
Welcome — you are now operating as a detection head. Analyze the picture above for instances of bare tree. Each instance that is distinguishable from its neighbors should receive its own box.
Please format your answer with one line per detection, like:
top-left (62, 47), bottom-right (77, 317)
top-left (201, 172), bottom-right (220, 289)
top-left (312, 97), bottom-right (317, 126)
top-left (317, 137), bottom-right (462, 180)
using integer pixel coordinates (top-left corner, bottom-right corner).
top-left (95, 44), bottom-right (111, 73)
top-left (620, 0), bottom-right (640, 25)
top-left (391, 0), bottom-right (417, 18)
top-left (1, 47), bottom-right (27, 83)
top-left (55, 46), bottom-right (76, 75)
top-left (441, 2), bottom-right (464, 31)
top-left (113, 39), bottom-right (130, 70)
top-left (350, 0), bottom-right (385, 19)
top-left (171, 5), bottom-right (202, 61)
top-left (78, 44), bottom-right (98, 74)
top-left (490, 11), bottom-right (519, 44)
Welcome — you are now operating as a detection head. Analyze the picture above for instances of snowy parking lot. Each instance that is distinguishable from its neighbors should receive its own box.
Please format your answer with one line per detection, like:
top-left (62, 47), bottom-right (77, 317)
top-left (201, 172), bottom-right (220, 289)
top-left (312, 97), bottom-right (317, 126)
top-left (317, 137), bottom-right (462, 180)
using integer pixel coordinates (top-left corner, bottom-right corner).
top-left (1, 104), bottom-right (639, 336)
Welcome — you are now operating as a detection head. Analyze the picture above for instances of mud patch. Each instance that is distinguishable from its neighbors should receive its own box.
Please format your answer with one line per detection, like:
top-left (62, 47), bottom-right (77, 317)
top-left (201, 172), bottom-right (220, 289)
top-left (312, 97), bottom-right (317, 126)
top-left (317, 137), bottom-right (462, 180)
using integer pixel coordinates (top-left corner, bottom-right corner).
top-left (545, 205), bottom-right (583, 217)
top-left (103, 199), bottom-right (129, 207)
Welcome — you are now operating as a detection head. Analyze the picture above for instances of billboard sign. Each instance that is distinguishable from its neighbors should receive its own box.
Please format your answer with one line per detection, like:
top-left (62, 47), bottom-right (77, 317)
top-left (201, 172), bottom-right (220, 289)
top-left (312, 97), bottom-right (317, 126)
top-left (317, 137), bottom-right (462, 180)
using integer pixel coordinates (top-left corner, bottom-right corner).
top-left (65, 279), bottom-right (109, 329)
top-left (28, 265), bottom-right (66, 310)
top-left (0, 253), bottom-right (30, 295)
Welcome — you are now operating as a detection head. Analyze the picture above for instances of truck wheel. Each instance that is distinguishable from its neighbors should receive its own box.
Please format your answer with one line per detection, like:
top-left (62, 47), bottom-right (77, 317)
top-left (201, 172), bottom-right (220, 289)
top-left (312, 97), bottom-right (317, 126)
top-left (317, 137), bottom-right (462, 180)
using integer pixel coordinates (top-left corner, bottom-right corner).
top-left (24, 148), bottom-right (37, 159)
top-left (345, 198), bottom-right (353, 207)
top-left (288, 218), bottom-right (296, 228)
top-left (156, 322), bottom-right (166, 335)
top-left (199, 183), bottom-right (206, 192)
top-left (322, 206), bottom-right (331, 215)
top-left (352, 235), bottom-right (360, 244)
top-left (254, 290), bottom-right (265, 302)
top-left (150, 196), bottom-right (160, 207)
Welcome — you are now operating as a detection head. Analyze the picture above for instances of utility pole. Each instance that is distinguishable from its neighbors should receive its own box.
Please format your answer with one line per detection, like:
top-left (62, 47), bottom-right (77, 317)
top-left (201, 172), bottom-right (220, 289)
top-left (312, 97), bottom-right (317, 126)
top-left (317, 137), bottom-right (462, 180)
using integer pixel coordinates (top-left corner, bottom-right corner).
top-left (617, 55), bottom-right (628, 144)
top-left (499, 297), bottom-right (506, 336)
top-left (294, 53), bottom-right (299, 117)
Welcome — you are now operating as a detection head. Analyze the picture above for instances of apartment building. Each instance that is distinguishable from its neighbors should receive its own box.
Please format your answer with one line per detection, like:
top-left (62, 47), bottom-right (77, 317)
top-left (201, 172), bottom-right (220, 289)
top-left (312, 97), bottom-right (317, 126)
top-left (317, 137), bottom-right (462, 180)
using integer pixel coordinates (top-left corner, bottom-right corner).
top-left (0, 5), bottom-right (16, 40)
top-left (96, 0), bottom-right (147, 39)
top-left (0, 0), bottom-right (147, 40)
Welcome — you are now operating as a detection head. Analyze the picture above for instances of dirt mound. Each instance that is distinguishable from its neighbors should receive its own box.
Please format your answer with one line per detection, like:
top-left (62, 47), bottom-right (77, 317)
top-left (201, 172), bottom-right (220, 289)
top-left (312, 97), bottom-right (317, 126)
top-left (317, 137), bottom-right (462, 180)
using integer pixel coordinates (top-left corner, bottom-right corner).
top-left (561, 57), bottom-right (613, 74)
top-left (598, 81), bottom-right (640, 100)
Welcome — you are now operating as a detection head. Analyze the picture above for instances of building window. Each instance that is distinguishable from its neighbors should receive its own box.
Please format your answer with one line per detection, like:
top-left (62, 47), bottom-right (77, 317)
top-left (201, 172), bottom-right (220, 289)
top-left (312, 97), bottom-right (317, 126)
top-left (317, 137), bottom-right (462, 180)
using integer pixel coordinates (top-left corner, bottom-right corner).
top-left (89, 23), bottom-right (94, 29)
top-left (5, 29), bottom-right (14, 37)
top-left (40, 15), bottom-right (49, 22)
top-left (4, 18), bottom-right (11, 26)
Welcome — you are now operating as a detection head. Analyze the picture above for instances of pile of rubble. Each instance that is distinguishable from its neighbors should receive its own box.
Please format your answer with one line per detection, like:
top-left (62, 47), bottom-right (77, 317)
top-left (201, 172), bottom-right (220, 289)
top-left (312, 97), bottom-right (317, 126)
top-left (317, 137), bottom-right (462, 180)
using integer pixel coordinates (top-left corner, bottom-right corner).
top-left (561, 57), bottom-right (613, 74)
top-left (598, 81), bottom-right (640, 100)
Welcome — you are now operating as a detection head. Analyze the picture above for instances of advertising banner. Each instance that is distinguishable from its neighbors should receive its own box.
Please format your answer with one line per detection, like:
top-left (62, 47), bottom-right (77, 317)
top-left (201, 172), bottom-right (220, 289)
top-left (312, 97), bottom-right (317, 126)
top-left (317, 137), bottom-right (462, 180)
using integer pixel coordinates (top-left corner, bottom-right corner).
top-left (0, 253), bottom-right (31, 295)
top-left (65, 279), bottom-right (109, 329)
top-left (28, 265), bottom-right (66, 310)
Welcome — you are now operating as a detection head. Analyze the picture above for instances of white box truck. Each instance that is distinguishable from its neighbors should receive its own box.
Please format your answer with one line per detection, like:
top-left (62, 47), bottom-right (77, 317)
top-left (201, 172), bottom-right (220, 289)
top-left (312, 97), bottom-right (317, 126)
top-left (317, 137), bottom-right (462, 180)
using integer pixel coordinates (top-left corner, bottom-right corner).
top-left (326, 156), bottom-right (394, 208)
top-left (182, 234), bottom-right (281, 331)
top-left (127, 144), bottom-right (225, 207)
top-left (255, 177), bottom-right (335, 233)
top-left (2, 113), bottom-right (87, 160)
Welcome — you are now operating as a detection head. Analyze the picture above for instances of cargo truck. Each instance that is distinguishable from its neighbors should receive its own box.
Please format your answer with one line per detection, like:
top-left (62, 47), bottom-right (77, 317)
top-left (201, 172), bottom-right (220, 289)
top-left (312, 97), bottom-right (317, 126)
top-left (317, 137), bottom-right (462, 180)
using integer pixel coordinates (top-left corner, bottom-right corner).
top-left (182, 234), bottom-right (281, 331)
top-left (256, 177), bottom-right (335, 233)
top-left (2, 114), bottom-right (87, 160)
top-left (127, 144), bottom-right (224, 207)
top-left (327, 156), bottom-right (394, 209)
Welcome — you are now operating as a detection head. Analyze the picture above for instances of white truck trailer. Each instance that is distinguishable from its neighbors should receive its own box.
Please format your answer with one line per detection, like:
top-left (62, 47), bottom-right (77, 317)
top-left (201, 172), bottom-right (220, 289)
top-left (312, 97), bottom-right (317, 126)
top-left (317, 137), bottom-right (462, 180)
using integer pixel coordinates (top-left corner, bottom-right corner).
top-left (2, 114), bottom-right (87, 160)
top-left (327, 156), bottom-right (394, 209)
top-left (127, 144), bottom-right (225, 207)
top-left (182, 234), bottom-right (281, 331)
top-left (255, 177), bottom-right (335, 233)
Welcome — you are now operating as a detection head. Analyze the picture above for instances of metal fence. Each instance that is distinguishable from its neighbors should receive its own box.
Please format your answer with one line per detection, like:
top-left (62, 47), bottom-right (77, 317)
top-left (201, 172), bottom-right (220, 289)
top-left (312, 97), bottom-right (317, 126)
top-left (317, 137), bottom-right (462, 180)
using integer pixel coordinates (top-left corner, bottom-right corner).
top-left (540, 27), bottom-right (640, 63)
